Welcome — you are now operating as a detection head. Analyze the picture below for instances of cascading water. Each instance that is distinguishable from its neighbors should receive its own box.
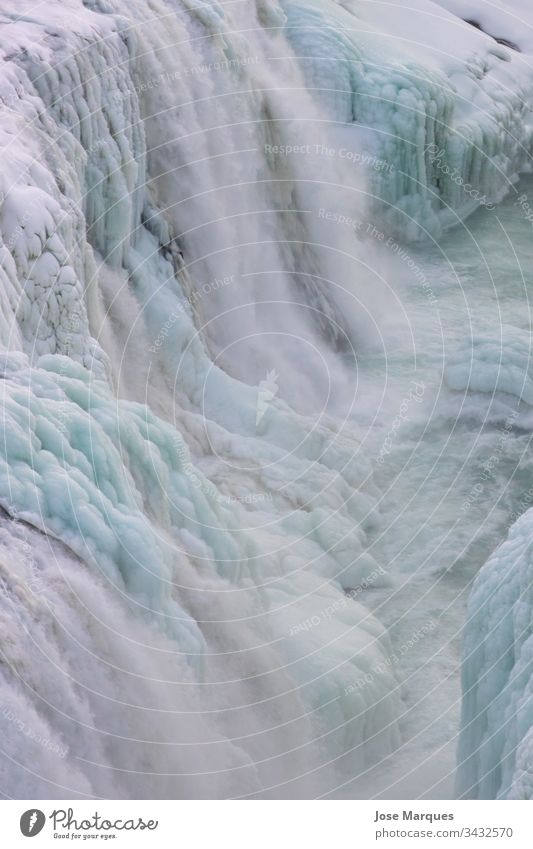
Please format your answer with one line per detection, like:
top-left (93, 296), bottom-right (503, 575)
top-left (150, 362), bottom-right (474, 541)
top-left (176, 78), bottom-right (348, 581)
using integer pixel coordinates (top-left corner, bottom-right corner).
top-left (2, 0), bottom-right (533, 800)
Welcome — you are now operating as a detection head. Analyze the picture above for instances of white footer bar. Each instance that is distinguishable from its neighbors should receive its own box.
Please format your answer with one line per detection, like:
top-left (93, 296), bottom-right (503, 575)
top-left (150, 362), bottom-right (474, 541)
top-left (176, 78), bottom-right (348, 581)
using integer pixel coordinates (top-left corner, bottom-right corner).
top-left (2, 800), bottom-right (531, 848)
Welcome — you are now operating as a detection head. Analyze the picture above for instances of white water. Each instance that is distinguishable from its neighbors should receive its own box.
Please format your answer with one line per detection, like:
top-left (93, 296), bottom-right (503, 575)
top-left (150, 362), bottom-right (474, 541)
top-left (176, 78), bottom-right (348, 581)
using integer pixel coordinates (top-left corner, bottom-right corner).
top-left (1, 0), bottom-right (533, 799)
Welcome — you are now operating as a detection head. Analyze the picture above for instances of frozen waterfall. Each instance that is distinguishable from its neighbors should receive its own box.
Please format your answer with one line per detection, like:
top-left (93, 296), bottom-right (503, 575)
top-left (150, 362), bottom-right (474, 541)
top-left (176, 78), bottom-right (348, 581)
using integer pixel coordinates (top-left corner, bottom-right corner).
top-left (1, 0), bottom-right (533, 799)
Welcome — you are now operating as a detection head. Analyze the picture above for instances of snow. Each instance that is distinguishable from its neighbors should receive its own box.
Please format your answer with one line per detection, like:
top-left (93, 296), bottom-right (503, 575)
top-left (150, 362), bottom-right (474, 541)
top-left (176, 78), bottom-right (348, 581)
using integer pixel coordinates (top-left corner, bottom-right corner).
top-left (1, 0), bottom-right (533, 798)
top-left (435, 0), bottom-right (533, 53)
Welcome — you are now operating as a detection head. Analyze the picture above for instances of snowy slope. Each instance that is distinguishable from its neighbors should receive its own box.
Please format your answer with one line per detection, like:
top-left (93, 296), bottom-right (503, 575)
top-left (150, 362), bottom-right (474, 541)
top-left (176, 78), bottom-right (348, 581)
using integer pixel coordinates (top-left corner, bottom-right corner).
top-left (435, 0), bottom-right (533, 53)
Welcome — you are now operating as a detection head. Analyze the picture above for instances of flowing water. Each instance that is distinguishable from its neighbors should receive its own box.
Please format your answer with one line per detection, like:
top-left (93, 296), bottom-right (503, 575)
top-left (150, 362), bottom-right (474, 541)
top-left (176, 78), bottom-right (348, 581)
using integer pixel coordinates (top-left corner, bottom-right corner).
top-left (337, 178), bottom-right (533, 797)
